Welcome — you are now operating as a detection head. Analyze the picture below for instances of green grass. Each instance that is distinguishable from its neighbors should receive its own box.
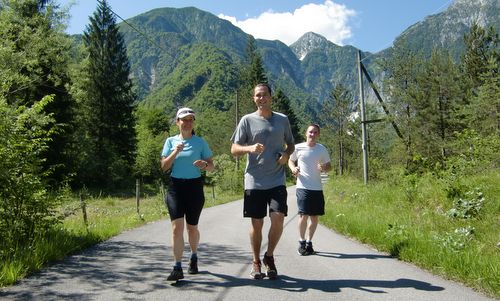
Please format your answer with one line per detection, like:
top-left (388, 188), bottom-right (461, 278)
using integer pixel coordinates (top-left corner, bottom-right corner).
top-left (321, 170), bottom-right (500, 299)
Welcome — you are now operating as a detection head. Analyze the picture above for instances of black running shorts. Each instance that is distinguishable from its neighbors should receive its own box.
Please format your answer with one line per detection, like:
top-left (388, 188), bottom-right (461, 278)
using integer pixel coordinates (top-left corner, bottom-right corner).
top-left (165, 177), bottom-right (205, 225)
top-left (243, 185), bottom-right (288, 218)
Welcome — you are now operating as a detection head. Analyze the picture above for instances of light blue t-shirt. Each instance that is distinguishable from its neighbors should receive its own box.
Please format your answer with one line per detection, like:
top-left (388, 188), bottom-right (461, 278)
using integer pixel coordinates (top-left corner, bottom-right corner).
top-left (231, 111), bottom-right (294, 190)
top-left (161, 135), bottom-right (213, 179)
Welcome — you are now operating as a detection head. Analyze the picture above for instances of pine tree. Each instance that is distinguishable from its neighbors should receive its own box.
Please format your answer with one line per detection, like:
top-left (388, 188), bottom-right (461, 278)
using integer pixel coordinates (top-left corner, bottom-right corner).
top-left (465, 56), bottom-right (500, 135)
top-left (462, 22), bottom-right (498, 91)
top-left (416, 49), bottom-right (465, 168)
top-left (461, 23), bottom-right (499, 136)
top-left (272, 88), bottom-right (300, 141)
top-left (381, 40), bottom-right (425, 171)
top-left (237, 35), bottom-right (268, 116)
top-left (80, 0), bottom-right (136, 189)
top-left (320, 84), bottom-right (355, 175)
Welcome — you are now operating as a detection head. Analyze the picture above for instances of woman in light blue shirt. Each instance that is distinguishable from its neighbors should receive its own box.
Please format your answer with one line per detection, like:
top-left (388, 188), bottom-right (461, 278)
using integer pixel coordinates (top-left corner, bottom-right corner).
top-left (161, 107), bottom-right (214, 281)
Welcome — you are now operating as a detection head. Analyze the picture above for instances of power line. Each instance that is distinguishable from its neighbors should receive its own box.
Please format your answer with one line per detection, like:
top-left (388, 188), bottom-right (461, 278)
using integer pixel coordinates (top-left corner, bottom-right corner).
top-left (108, 7), bottom-right (168, 53)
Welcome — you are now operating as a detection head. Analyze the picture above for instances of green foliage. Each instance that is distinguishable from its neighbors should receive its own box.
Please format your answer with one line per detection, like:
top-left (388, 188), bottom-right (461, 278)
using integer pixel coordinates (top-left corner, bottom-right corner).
top-left (0, 96), bottom-right (60, 260)
top-left (433, 226), bottom-right (475, 252)
top-left (461, 57), bottom-right (499, 135)
top-left (384, 223), bottom-right (409, 257)
top-left (211, 154), bottom-right (243, 192)
top-left (444, 129), bottom-right (499, 182)
top-left (319, 84), bottom-right (358, 175)
top-left (415, 49), bottom-right (466, 166)
top-left (195, 107), bottom-right (235, 157)
top-left (272, 88), bottom-right (301, 140)
top-left (446, 188), bottom-right (485, 219)
top-left (375, 24), bottom-right (497, 177)
top-left (142, 42), bottom-right (239, 114)
top-left (380, 39), bottom-right (425, 167)
top-left (0, 0), bottom-right (76, 185)
top-left (134, 106), bottom-right (169, 181)
top-left (235, 36), bottom-right (269, 116)
top-left (462, 22), bottom-right (499, 89)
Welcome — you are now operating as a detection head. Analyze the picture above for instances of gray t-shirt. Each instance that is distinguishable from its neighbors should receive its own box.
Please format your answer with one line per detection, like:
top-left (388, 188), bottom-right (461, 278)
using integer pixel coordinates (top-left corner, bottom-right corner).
top-left (231, 111), bottom-right (294, 190)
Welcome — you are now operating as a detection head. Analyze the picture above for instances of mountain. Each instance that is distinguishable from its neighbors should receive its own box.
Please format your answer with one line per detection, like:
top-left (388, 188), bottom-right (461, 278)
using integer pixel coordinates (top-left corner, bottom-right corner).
top-left (382, 0), bottom-right (500, 60)
top-left (290, 32), bottom-right (375, 108)
top-left (291, 32), bottom-right (331, 61)
top-left (106, 0), bottom-right (498, 121)
top-left (119, 7), bottom-right (248, 100)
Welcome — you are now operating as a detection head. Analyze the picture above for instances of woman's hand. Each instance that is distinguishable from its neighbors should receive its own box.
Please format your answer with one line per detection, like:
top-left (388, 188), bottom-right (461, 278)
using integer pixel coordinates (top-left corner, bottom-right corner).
top-left (193, 160), bottom-right (209, 170)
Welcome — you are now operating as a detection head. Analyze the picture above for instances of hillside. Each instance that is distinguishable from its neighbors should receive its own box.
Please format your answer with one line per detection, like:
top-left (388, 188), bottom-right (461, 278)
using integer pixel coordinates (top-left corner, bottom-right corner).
top-left (96, 0), bottom-right (500, 120)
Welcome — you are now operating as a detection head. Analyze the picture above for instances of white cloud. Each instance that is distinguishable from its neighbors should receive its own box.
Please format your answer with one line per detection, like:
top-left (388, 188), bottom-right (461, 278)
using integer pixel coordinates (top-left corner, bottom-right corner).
top-left (218, 1), bottom-right (356, 45)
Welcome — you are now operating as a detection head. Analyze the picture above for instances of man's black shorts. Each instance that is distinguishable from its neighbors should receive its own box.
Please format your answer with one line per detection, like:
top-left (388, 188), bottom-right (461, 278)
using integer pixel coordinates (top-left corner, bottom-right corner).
top-left (296, 188), bottom-right (325, 216)
top-left (243, 185), bottom-right (288, 218)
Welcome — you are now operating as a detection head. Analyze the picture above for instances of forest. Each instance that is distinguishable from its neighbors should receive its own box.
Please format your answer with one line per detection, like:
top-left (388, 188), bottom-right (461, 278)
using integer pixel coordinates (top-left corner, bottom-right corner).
top-left (0, 0), bottom-right (498, 294)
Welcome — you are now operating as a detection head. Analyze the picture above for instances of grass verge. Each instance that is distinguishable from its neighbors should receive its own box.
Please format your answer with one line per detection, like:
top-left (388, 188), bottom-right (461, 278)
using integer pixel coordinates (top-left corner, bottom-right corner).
top-left (321, 170), bottom-right (499, 299)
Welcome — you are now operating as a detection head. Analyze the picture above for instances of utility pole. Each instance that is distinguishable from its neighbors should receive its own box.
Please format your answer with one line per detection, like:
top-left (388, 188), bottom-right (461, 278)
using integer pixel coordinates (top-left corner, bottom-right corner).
top-left (235, 90), bottom-right (240, 170)
top-left (357, 50), bottom-right (369, 184)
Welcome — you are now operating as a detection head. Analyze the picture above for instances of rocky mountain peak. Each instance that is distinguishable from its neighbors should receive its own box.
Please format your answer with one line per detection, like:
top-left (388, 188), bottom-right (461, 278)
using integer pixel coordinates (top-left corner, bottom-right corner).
top-left (289, 32), bottom-right (330, 60)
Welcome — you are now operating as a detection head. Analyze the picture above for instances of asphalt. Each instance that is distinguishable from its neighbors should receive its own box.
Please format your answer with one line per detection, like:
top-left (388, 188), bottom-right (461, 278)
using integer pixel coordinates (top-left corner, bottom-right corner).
top-left (0, 186), bottom-right (496, 301)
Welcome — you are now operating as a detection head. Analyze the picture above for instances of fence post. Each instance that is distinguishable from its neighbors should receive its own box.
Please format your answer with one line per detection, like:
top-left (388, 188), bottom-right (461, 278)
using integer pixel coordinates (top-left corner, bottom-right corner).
top-left (80, 192), bottom-right (88, 228)
top-left (136, 178), bottom-right (140, 215)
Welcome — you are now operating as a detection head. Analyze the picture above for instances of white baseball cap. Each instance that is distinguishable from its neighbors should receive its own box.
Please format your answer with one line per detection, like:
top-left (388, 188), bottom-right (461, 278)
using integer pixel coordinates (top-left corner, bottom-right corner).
top-left (176, 107), bottom-right (195, 119)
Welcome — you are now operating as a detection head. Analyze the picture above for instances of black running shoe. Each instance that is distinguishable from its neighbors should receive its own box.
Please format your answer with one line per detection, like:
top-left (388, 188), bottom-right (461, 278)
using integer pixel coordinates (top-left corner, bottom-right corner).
top-left (298, 241), bottom-right (307, 256)
top-left (188, 258), bottom-right (198, 274)
top-left (305, 242), bottom-right (316, 255)
top-left (167, 267), bottom-right (184, 281)
top-left (263, 252), bottom-right (278, 279)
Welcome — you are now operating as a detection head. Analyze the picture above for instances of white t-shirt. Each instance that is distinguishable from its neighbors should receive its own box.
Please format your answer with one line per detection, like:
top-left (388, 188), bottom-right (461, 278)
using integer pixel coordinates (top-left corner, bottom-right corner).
top-left (290, 142), bottom-right (331, 190)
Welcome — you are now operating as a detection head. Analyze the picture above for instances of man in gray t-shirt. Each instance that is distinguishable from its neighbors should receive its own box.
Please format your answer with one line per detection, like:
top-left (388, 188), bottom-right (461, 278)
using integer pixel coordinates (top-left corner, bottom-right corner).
top-left (230, 83), bottom-right (294, 280)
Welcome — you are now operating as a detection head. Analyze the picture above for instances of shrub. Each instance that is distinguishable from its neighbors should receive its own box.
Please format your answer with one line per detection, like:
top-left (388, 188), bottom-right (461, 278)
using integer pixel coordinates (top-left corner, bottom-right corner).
top-left (0, 97), bottom-right (60, 260)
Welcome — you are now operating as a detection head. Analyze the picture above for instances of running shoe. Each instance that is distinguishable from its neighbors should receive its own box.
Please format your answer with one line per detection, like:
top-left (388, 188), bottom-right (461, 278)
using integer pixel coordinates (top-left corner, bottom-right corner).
top-left (188, 258), bottom-right (198, 274)
top-left (262, 252), bottom-right (278, 279)
top-left (305, 242), bottom-right (316, 255)
top-left (250, 260), bottom-right (264, 279)
top-left (167, 267), bottom-right (184, 281)
top-left (298, 241), bottom-right (307, 256)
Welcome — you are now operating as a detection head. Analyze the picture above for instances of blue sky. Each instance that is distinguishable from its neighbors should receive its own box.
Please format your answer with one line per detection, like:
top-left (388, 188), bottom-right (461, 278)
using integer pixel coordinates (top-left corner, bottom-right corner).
top-left (58, 0), bottom-right (453, 53)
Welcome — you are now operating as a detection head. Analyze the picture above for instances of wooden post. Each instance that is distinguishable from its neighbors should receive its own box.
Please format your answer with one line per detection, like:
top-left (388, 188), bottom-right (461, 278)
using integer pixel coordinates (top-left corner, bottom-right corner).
top-left (136, 178), bottom-right (140, 215)
top-left (80, 192), bottom-right (88, 228)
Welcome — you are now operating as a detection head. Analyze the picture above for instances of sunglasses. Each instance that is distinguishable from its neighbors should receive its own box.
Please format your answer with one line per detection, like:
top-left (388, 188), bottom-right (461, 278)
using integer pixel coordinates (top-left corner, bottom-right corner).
top-left (178, 109), bottom-right (194, 115)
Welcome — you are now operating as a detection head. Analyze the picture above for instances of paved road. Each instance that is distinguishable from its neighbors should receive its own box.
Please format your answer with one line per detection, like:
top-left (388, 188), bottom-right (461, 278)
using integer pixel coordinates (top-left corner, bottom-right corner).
top-left (0, 186), bottom-right (495, 301)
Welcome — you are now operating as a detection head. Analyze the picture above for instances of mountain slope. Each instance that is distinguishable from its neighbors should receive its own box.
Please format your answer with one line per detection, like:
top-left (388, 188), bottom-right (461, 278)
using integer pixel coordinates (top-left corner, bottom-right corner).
top-left (108, 0), bottom-right (498, 121)
top-left (385, 0), bottom-right (499, 60)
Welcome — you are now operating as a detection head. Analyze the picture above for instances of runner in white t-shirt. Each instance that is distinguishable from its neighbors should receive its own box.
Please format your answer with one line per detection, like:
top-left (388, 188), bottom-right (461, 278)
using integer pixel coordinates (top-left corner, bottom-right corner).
top-left (288, 124), bottom-right (331, 255)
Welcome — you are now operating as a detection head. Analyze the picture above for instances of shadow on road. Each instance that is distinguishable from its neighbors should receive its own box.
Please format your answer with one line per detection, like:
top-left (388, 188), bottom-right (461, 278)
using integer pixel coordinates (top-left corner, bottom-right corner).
top-left (0, 239), bottom-right (251, 300)
top-left (182, 271), bottom-right (444, 299)
top-left (314, 251), bottom-right (393, 260)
